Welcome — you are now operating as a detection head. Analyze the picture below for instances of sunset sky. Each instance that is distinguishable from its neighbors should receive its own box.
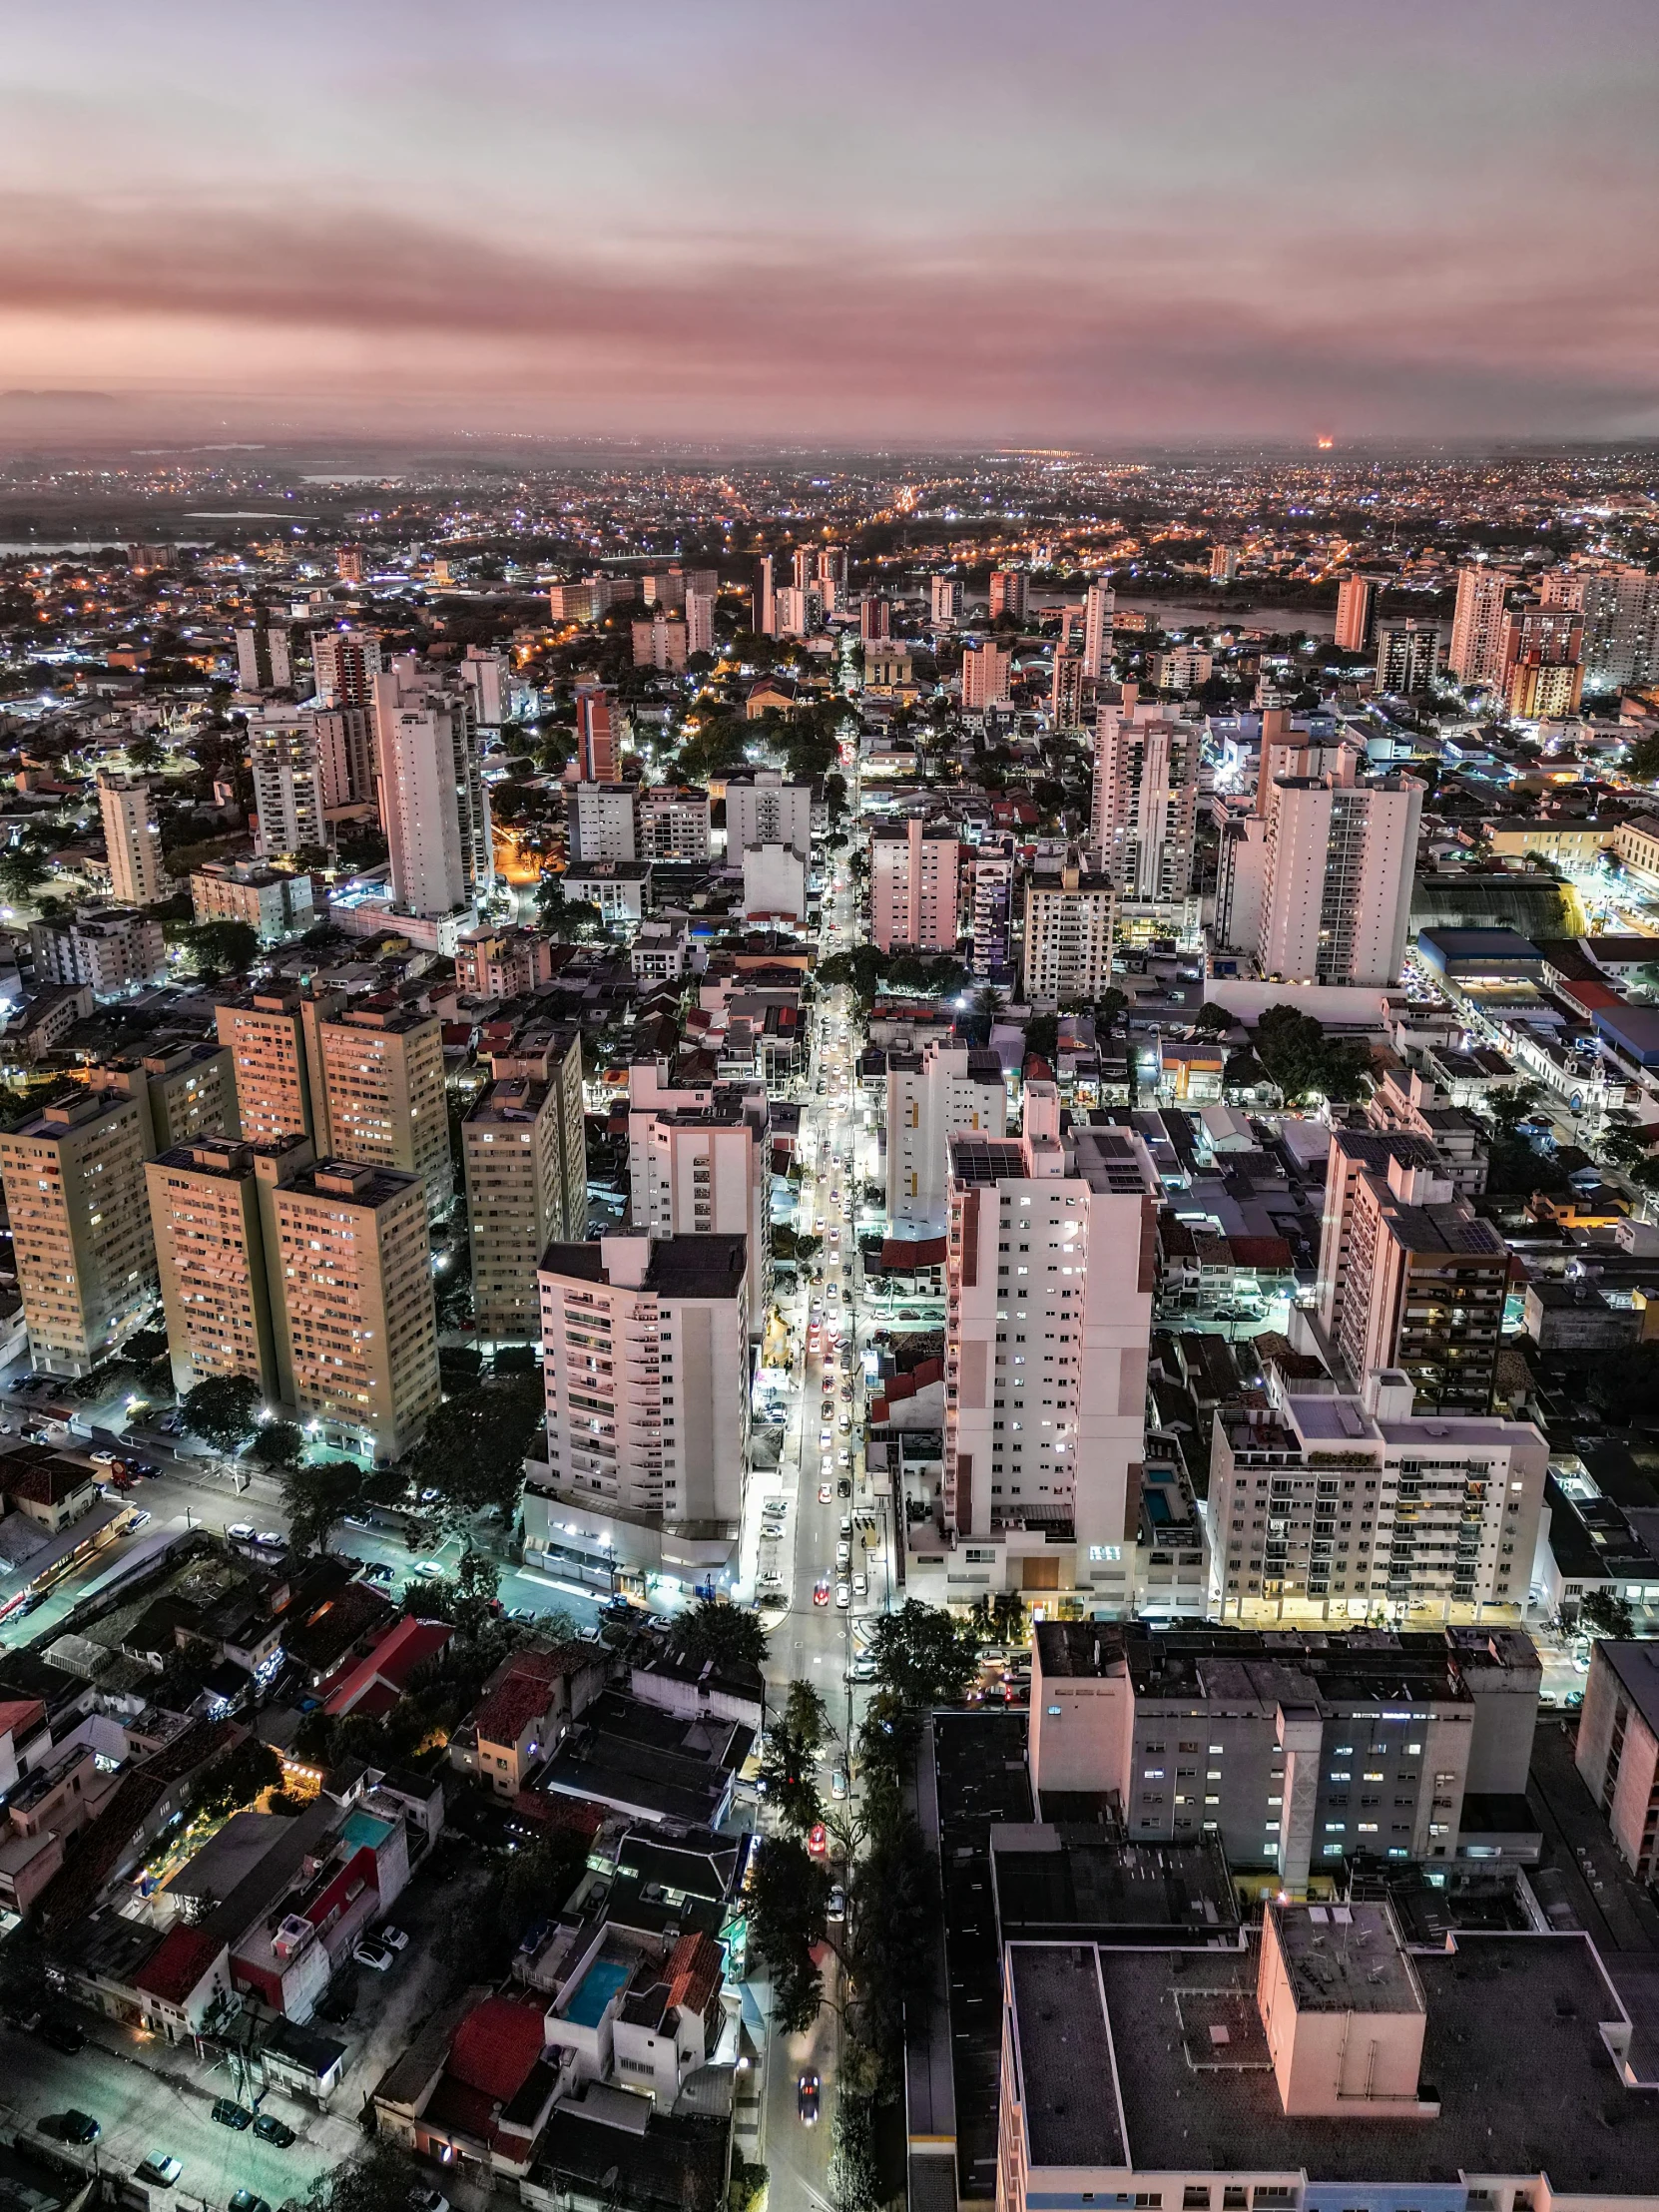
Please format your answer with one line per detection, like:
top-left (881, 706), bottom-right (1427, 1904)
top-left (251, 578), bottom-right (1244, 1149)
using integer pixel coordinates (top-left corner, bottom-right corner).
top-left (3, 0), bottom-right (1656, 445)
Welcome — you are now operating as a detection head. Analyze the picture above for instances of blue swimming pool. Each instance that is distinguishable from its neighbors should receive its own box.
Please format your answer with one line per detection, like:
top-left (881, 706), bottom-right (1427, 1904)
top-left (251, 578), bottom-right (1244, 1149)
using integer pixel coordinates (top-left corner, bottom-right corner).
top-left (564, 1955), bottom-right (630, 2027)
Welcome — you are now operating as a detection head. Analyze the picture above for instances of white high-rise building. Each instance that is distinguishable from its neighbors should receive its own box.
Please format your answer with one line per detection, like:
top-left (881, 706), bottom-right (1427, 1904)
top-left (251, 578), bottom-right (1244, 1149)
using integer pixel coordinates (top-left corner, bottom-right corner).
top-left (372, 657), bottom-right (492, 920)
top-left (725, 772), bottom-right (813, 858)
top-left (247, 714), bottom-right (328, 858)
top-left (528, 1232), bottom-right (750, 1583)
top-left (869, 819), bottom-right (960, 952)
top-left (1447, 564), bottom-right (1521, 688)
top-left (685, 589), bottom-right (717, 660)
top-left (939, 1104), bottom-right (1160, 1610)
top-left (457, 646), bottom-right (509, 730)
top-left (1257, 772), bottom-right (1423, 986)
top-left (97, 773), bottom-right (166, 906)
top-left (1090, 703), bottom-right (1201, 901)
top-left (886, 1038), bottom-right (1007, 1236)
top-left (629, 1070), bottom-right (772, 1324)
top-left (235, 624), bottom-right (293, 692)
top-left (930, 575), bottom-right (964, 627)
top-left (569, 784), bottom-right (638, 863)
top-left (961, 640), bottom-right (1012, 714)
top-left (1374, 619), bottom-right (1445, 695)
top-left (1541, 564), bottom-right (1659, 692)
top-left (1081, 582), bottom-right (1115, 678)
top-left (1020, 862), bottom-right (1115, 1007)
top-left (310, 627), bottom-right (384, 709)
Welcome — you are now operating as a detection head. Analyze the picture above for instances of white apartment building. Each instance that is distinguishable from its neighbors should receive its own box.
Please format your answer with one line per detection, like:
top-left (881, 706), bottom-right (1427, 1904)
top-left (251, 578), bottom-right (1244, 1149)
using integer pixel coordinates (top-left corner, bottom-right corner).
top-left (307, 707), bottom-right (376, 810)
top-left (869, 818), bottom-right (960, 953)
top-left (247, 714), bottom-right (328, 858)
top-left (886, 1038), bottom-right (1007, 1236)
top-left (372, 657), bottom-right (492, 920)
top-left (1147, 644), bottom-right (1214, 693)
top-left (631, 919), bottom-right (690, 983)
top-left (929, 575), bottom-right (963, 626)
top-left (1257, 773), bottom-right (1422, 986)
top-left (1020, 863), bottom-right (1115, 1007)
top-left (1081, 582), bottom-right (1115, 678)
top-left (725, 773), bottom-right (813, 860)
top-left (529, 1232), bottom-right (750, 1585)
top-left (960, 639), bottom-right (1012, 714)
top-left (1447, 563), bottom-right (1521, 687)
top-left (931, 1105), bottom-right (1160, 1610)
top-left (309, 627), bottom-right (384, 709)
top-left (0, 1092), bottom-right (159, 1376)
top-left (684, 589), bottom-right (716, 659)
top-left (457, 646), bottom-right (510, 729)
top-left (967, 841), bottom-right (1017, 979)
top-left (1543, 563), bottom-right (1659, 691)
top-left (627, 1066), bottom-right (770, 1324)
top-left (190, 861), bottom-right (313, 943)
top-left (1374, 618), bottom-right (1444, 694)
top-left (463, 1075), bottom-right (581, 1344)
top-left (631, 615), bottom-right (688, 671)
top-left (30, 908), bottom-right (167, 998)
top-left (1090, 703), bottom-right (1202, 900)
top-left (1209, 1364), bottom-right (1547, 1625)
top-left (569, 784), bottom-right (638, 863)
top-left (234, 624), bottom-right (293, 692)
top-left (97, 774), bottom-right (166, 906)
top-left (741, 841), bottom-right (808, 923)
top-left (639, 787), bottom-right (712, 862)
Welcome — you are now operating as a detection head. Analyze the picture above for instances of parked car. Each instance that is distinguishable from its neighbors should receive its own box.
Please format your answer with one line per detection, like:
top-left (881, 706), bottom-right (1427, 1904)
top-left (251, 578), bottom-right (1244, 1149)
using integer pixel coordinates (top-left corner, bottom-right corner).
top-left (827, 1884), bottom-right (845, 1920)
top-left (56, 2112), bottom-right (99, 2145)
top-left (379, 1925), bottom-right (410, 1951)
top-left (36, 2015), bottom-right (84, 2054)
top-left (835, 1583), bottom-right (850, 1608)
top-left (136, 2155), bottom-right (183, 2187)
top-left (255, 1531), bottom-right (283, 1549)
top-left (228, 1522), bottom-right (256, 1542)
top-left (253, 2113), bottom-right (295, 2148)
top-left (353, 1940), bottom-right (395, 1972)
top-left (212, 2099), bottom-right (253, 2131)
top-left (831, 1768), bottom-right (848, 1799)
top-left (408, 2193), bottom-right (451, 2212)
top-left (230, 2194), bottom-right (273, 2212)
top-left (411, 1561), bottom-right (445, 1580)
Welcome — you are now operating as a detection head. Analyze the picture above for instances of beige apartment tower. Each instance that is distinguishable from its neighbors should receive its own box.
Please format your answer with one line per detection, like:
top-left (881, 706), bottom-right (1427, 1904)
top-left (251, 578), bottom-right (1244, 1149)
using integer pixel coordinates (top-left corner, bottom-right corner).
top-left (217, 991), bottom-right (325, 1147)
top-left (270, 1162), bottom-right (440, 1462)
top-left (146, 1136), bottom-right (307, 1399)
top-left (0, 1093), bottom-right (159, 1376)
top-left (97, 774), bottom-right (167, 907)
top-left (1020, 863), bottom-right (1115, 1007)
top-left (464, 1073), bottom-right (584, 1344)
top-left (315, 1006), bottom-right (452, 1218)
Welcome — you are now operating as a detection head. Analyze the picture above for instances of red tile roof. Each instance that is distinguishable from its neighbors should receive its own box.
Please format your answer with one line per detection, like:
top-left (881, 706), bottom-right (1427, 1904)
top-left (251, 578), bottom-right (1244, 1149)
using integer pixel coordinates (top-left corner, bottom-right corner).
top-left (135, 1924), bottom-right (223, 2006)
top-left (474, 1671), bottom-right (555, 1752)
top-left (665, 1931), bottom-right (723, 2020)
top-left (447, 1995), bottom-right (547, 2104)
top-left (0, 1698), bottom-right (46, 1745)
top-left (321, 1615), bottom-right (452, 1717)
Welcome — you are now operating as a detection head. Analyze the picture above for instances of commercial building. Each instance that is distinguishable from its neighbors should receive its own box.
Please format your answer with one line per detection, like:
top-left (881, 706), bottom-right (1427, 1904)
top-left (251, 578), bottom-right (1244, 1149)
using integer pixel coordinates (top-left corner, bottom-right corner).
top-left (30, 908), bottom-right (167, 997)
top-left (372, 657), bottom-right (492, 920)
top-left (1208, 1364), bottom-right (1546, 1623)
top-left (0, 1092), bottom-right (159, 1376)
top-left (1318, 1129), bottom-right (1508, 1411)
top-left (145, 1135), bottom-right (301, 1398)
top-left (190, 861), bottom-right (314, 943)
top-left (528, 1233), bottom-right (750, 1585)
top-left (1029, 1616), bottom-right (1540, 1872)
top-left (568, 783), bottom-right (637, 863)
top-left (97, 774), bottom-right (167, 906)
top-left (886, 1037), bottom-right (1008, 1236)
top-left (464, 1037), bottom-right (586, 1343)
top-left (937, 1107), bottom-right (1161, 1605)
top-left (1020, 861), bottom-right (1115, 1006)
top-left (314, 1005), bottom-right (451, 1218)
top-left (870, 818), bottom-right (961, 952)
top-left (269, 1161), bottom-right (440, 1462)
top-left (1574, 1640), bottom-right (1659, 1880)
top-left (1257, 772), bottom-right (1422, 986)
top-left (246, 714), bottom-right (327, 858)
top-left (1090, 702), bottom-right (1202, 901)
top-left (961, 639), bottom-right (1012, 714)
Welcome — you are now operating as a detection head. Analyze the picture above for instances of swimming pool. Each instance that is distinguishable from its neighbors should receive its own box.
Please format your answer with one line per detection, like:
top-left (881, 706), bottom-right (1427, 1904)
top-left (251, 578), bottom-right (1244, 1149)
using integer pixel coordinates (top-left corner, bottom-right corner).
top-left (564, 1954), bottom-right (631, 2028)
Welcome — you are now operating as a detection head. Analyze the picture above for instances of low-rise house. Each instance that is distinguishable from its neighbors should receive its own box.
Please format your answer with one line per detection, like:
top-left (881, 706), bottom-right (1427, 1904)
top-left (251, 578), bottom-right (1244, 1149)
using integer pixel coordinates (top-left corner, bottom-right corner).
top-left (629, 1650), bottom-right (765, 1736)
top-left (319, 1614), bottom-right (453, 1718)
top-left (450, 1642), bottom-right (609, 1800)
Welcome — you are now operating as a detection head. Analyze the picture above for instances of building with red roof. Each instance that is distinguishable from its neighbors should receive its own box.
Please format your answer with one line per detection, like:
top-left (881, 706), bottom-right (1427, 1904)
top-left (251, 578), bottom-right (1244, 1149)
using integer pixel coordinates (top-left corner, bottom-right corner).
top-left (132, 1923), bottom-right (231, 2036)
top-left (450, 1640), bottom-right (607, 1800)
top-left (375, 1988), bottom-right (563, 2180)
top-left (320, 1614), bottom-right (453, 1719)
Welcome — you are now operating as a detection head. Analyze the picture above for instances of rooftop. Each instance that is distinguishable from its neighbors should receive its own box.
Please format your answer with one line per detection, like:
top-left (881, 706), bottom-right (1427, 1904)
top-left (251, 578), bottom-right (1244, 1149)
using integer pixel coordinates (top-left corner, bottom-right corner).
top-left (1007, 1944), bottom-right (1127, 2171)
top-left (1271, 1901), bottom-right (1422, 2014)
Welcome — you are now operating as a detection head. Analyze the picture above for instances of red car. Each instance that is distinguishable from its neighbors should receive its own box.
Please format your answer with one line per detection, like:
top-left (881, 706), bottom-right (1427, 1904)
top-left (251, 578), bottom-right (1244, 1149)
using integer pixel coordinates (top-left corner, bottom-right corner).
top-left (808, 1822), bottom-right (829, 1859)
top-left (813, 1580), bottom-right (830, 1606)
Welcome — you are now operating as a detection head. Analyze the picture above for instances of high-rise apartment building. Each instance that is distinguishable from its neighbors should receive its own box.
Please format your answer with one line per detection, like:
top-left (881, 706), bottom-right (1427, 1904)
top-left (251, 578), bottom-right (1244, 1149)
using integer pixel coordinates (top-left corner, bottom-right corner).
top-left (1543, 563), bottom-right (1659, 691)
top-left (960, 639), bottom-right (1012, 714)
top-left (89, 1041), bottom-right (238, 1157)
top-left (630, 1086), bottom-right (771, 1324)
top-left (310, 628), bottom-right (383, 709)
top-left (0, 1092), bottom-right (159, 1376)
top-left (308, 706), bottom-right (376, 810)
top-left (1210, 543), bottom-right (1240, 583)
top-left (817, 546), bottom-right (848, 595)
top-left (1020, 862), bottom-right (1115, 1006)
top-left (315, 1005), bottom-right (452, 1218)
top-left (217, 990), bottom-right (327, 1148)
top-left (1575, 1641), bottom-right (1659, 1880)
top-left (145, 1134), bottom-right (302, 1398)
top-left (725, 772), bottom-right (814, 859)
top-left (988, 570), bottom-right (1027, 622)
top-left (372, 657), bottom-right (492, 920)
top-left (269, 1161), bottom-right (440, 1463)
top-left (1081, 581), bottom-right (1115, 678)
top-left (572, 683), bottom-right (621, 784)
top-left (774, 586), bottom-right (823, 638)
top-left (940, 1111), bottom-right (1160, 1608)
top-left (97, 773), bottom-right (166, 906)
top-left (886, 1038), bottom-right (1007, 1236)
top-left (529, 1233), bottom-right (750, 1578)
top-left (457, 646), bottom-right (509, 731)
top-left (869, 819), bottom-right (960, 953)
top-left (929, 575), bottom-right (963, 626)
top-left (751, 555), bottom-right (776, 638)
top-left (1257, 773), bottom-right (1422, 986)
top-left (235, 624), bottom-right (294, 692)
top-left (1446, 563), bottom-right (1522, 687)
top-left (463, 1056), bottom-right (586, 1344)
top-left (1374, 617), bottom-right (1444, 695)
top-left (1147, 644), bottom-right (1214, 693)
top-left (1334, 573), bottom-right (1379, 652)
top-left (569, 783), bottom-right (638, 863)
top-left (684, 589), bottom-right (716, 660)
top-left (966, 838), bottom-right (1017, 980)
top-left (1050, 648), bottom-right (1084, 729)
top-left (858, 595), bottom-right (891, 642)
top-left (1208, 1365), bottom-right (1544, 1626)
top-left (631, 615), bottom-right (688, 671)
top-left (638, 786), bottom-right (712, 861)
top-left (247, 713), bottom-right (328, 858)
top-left (191, 859), bottom-right (314, 944)
top-left (30, 908), bottom-right (167, 997)
top-left (1090, 702), bottom-right (1202, 901)
top-left (1318, 1129), bottom-right (1508, 1412)
top-left (1507, 652), bottom-right (1585, 721)
top-left (791, 547), bottom-right (814, 594)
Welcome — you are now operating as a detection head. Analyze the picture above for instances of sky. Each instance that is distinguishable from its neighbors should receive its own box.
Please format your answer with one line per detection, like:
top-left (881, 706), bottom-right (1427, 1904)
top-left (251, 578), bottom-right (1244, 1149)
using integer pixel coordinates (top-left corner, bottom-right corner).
top-left (2, 0), bottom-right (1657, 448)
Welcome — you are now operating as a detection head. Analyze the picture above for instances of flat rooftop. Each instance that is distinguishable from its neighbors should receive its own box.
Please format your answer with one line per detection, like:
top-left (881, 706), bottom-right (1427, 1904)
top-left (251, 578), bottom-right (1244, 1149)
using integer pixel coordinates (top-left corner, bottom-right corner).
top-left (991, 1827), bottom-right (1240, 1946)
top-left (1007, 1945), bottom-right (1126, 2171)
top-left (1272, 1902), bottom-right (1421, 2014)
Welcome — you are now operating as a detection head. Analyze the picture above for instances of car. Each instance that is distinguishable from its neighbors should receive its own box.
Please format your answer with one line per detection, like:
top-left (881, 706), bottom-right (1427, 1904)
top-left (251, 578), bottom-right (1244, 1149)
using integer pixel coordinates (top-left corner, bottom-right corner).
top-left (797, 2070), bottom-right (821, 2125)
top-left (835, 1583), bottom-right (850, 1608)
top-left (759, 1570), bottom-right (784, 1590)
top-left (136, 2155), bottom-right (184, 2187)
top-left (827, 1883), bottom-right (845, 1920)
top-left (411, 1560), bottom-right (445, 1580)
top-left (813, 1580), bottom-right (830, 1606)
top-left (831, 1767), bottom-right (848, 1799)
top-left (228, 1521), bottom-right (256, 1542)
top-left (230, 2194), bottom-right (273, 2212)
top-left (852, 1574), bottom-right (867, 1597)
top-left (508, 1605), bottom-right (538, 1624)
top-left (57, 2111), bottom-right (100, 2145)
top-left (839, 1514), bottom-right (852, 1535)
top-left (253, 2113), bottom-right (296, 2148)
top-left (256, 1530), bottom-right (283, 1549)
top-left (818, 1482), bottom-right (832, 1503)
top-left (379, 1925), bottom-right (410, 1951)
top-left (353, 1940), bottom-right (395, 1972)
top-left (212, 2099), bottom-right (253, 2131)
top-left (407, 2193), bottom-right (451, 2212)
top-left (36, 2015), bottom-right (83, 2054)
top-left (364, 1561), bottom-right (395, 1581)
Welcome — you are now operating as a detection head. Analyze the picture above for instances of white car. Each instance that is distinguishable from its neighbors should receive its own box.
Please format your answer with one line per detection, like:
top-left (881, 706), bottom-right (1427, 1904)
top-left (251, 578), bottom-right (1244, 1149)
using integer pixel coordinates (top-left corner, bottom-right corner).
top-left (834, 1583), bottom-right (850, 1609)
top-left (852, 1574), bottom-right (867, 1597)
top-left (228, 1522), bottom-right (256, 1542)
top-left (379, 1924), bottom-right (410, 1951)
top-left (353, 1940), bottom-right (395, 1972)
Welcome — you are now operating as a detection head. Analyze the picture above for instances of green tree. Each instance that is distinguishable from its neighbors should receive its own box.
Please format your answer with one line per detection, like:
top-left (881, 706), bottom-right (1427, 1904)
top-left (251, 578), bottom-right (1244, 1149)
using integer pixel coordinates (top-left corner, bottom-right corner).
top-left (249, 1418), bottom-right (305, 1470)
top-left (1192, 1001), bottom-right (1235, 1036)
top-left (185, 918), bottom-right (262, 979)
top-left (450, 1548), bottom-right (501, 1637)
top-left (744, 1834), bottom-right (830, 2032)
top-left (0, 846), bottom-right (51, 903)
top-left (1252, 1003), bottom-right (1369, 1103)
top-left (676, 1595), bottom-right (768, 1671)
top-left (761, 1681), bottom-right (830, 1837)
top-left (180, 1373), bottom-right (263, 1451)
top-left (1588, 1342), bottom-right (1659, 1421)
top-left (408, 1370), bottom-right (546, 1519)
top-left (279, 1457), bottom-right (364, 1554)
top-left (969, 1590), bottom-right (1027, 1649)
top-left (844, 1815), bottom-right (938, 2072)
top-left (306, 2142), bottom-right (426, 2212)
top-left (193, 1737), bottom-right (281, 1819)
top-left (1623, 731), bottom-right (1659, 784)
top-left (1579, 1587), bottom-right (1636, 1638)
top-left (537, 877), bottom-right (606, 941)
top-left (1600, 1113), bottom-right (1658, 1175)
top-left (865, 1600), bottom-right (980, 1709)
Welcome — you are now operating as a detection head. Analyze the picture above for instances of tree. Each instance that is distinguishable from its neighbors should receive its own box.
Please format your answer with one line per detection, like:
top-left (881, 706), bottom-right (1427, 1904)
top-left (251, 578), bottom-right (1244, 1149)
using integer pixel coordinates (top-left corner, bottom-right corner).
top-left (450, 1549), bottom-right (501, 1638)
top-left (249, 1419), bottom-right (304, 1470)
top-left (1588, 1342), bottom-right (1659, 1422)
top-left (407, 1371), bottom-right (546, 1519)
top-left (194, 1737), bottom-right (281, 1819)
top-left (439, 1828), bottom-right (589, 1975)
top-left (761, 1680), bottom-right (830, 1837)
top-left (0, 846), bottom-right (51, 904)
top-left (1600, 1113), bottom-right (1659, 1175)
top-left (844, 1814), bottom-right (938, 2072)
top-left (969, 1590), bottom-right (1027, 1648)
top-left (1623, 731), bottom-right (1659, 784)
top-left (676, 1596), bottom-right (768, 1672)
top-left (185, 918), bottom-right (261, 979)
top-left (180, 1373), bottom-right (263, 1451)
top-left (865, 1600), bottom-right (980, 1710)
top-left (280, 1457), bottom-right (364, 1554)
top-left (537, 877), bottom-right (606, 941)
top-left (307, 2142), bottom-right (426, 2212)
top-left (1580, 1587), bottom-right (1636, 1639)
top-left (1192, 1001), bottom-right (1235, 1036)
top-left (744, 1834), bottom-right (830, 2031)
top-left (1252, 1003), bottom-right (1369, 1103)
top-left (1093, 986), bottom-right (1129, 1032)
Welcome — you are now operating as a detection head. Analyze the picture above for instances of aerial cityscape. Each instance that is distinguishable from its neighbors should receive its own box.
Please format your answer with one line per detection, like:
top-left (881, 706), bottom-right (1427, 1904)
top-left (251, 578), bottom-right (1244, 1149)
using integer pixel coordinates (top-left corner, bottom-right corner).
top-left (0, 8), bottom-right (1658, 2212)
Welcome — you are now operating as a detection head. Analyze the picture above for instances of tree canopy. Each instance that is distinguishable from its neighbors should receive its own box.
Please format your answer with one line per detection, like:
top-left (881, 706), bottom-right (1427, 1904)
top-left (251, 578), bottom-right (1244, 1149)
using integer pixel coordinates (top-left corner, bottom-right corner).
top-left (408, 1370), bottom-right (546, 1519)
top-left (675, 1595), bottom-right (768, 1672)
top-left (279, 1457), bottom-right (367, 1555)
top-left (180, 1373), bottom-right (263, 1451)
top-left (1250, 1003), bottom-right (1370, 1103)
